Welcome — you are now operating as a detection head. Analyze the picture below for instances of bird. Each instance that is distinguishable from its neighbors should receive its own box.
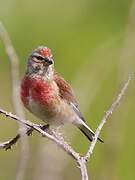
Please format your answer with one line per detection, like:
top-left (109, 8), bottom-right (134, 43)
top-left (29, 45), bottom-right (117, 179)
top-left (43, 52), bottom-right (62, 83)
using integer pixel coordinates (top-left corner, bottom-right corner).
top-left (21, 46), bottom-right (103, 142)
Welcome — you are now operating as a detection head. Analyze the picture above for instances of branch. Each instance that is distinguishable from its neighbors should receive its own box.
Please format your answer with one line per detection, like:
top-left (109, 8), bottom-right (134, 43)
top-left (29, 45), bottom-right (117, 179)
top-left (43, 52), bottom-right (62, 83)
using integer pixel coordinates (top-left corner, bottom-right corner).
top-left (0, 134), bottom-right (20, 150)
top-left (0, 108), bottom-right (79, 160)
top-left (0, 22), bottom-right (29, 180)
top-left (0, 108), bottom-right (88, 180)
top-left (0, 128), bottom-right (33, 150)
top-left (84, 76), bottom-right (131, 161)
top-left (0, 22), bottom-right (22, 115)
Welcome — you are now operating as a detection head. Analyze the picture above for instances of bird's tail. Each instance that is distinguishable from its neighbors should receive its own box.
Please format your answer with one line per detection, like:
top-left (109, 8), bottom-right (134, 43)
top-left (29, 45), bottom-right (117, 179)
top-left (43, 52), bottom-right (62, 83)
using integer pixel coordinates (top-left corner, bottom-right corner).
top-left (78, 121), bottom-right (103, 143)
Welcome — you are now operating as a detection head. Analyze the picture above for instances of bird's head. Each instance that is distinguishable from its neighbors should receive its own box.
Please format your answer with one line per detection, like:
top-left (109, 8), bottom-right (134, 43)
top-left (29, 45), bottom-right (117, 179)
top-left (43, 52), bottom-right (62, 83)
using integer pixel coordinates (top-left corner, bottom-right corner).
top-left (27, 46), bottom-right (54, 79)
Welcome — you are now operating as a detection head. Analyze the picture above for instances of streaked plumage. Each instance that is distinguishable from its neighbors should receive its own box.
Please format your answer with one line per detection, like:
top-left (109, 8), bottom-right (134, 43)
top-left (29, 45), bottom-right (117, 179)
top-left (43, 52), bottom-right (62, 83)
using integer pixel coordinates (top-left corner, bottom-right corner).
top-left (21, 46), bottom-right (103, 142)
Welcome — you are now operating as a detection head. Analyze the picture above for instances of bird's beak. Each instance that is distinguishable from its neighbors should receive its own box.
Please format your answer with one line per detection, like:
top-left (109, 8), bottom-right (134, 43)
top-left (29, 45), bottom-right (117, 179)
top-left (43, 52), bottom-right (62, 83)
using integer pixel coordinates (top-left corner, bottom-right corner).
top-left (44, 57), bottom-right (53, 65)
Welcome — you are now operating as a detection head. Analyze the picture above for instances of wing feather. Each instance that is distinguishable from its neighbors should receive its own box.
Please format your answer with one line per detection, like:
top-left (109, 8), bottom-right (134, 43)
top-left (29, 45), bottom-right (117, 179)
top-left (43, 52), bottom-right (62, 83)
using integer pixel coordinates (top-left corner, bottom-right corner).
top-left (54, 71), bottom-right (85, 122)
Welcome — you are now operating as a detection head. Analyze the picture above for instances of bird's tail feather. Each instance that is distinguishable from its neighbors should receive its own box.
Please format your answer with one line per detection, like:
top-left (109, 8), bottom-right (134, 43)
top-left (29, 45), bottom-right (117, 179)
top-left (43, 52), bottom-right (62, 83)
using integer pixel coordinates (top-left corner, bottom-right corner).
top-left (78, 122), bottom-right (103, 143)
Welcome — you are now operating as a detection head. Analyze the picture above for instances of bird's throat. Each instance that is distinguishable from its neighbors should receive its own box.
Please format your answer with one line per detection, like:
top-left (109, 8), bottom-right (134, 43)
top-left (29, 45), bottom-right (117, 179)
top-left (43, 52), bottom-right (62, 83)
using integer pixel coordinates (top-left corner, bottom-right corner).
top-left (28, 65), bottom-right (54, 81)
top-left (45, 65), bottom-right (54, 80)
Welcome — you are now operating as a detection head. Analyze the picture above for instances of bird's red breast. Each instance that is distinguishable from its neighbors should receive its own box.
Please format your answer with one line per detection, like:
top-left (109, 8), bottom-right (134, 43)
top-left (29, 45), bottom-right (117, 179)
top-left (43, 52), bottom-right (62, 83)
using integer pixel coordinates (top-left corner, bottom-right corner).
top-left (21, 76), bottom-right (30, 106)
top-left (21, 76), bottom-right (58, 108)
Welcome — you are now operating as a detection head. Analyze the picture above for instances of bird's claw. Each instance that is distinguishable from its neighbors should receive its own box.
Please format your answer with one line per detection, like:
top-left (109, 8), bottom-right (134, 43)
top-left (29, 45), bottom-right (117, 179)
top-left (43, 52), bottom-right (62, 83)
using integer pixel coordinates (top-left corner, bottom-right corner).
top-left (26, 128), bottom-right (33, 136)
top-left (40, 124), bottom-right (50, 131)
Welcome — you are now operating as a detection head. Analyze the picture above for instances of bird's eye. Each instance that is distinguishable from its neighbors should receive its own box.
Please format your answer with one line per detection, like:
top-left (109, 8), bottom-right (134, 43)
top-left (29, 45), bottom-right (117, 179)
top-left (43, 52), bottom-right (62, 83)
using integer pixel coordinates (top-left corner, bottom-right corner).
top-left (36, 56), bottom-right (44, 60)
top-left (32, 55), bottom-right (44, 62)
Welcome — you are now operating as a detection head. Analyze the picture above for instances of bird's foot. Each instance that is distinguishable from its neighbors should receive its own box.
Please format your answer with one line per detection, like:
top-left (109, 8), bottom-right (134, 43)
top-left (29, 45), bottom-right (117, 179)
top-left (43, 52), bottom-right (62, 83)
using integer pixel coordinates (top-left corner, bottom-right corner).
top-left (39, 124), bottom-right (50, 137)
top-left (26, 128), bottom-right (34, 136)
top-left (40, 124), bottom-right (50, 131)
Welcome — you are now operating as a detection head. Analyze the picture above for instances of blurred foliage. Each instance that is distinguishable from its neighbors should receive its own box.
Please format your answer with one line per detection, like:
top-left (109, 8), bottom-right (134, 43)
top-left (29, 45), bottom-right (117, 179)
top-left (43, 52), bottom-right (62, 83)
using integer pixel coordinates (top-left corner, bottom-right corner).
top-left (0, 0), bottom-right (135, 180)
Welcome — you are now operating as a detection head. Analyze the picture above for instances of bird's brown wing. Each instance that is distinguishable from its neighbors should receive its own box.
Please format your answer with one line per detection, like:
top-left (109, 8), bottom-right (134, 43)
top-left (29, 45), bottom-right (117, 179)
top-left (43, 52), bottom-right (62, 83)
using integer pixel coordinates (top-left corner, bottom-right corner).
top-left (54, 71), bottom-right (85, 122)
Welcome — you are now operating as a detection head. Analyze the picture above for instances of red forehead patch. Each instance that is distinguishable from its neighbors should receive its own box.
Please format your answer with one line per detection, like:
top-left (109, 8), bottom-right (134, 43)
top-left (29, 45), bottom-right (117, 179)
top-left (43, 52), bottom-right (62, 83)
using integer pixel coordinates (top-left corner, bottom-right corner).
top-left (36, 46), bottom-right (52, 58)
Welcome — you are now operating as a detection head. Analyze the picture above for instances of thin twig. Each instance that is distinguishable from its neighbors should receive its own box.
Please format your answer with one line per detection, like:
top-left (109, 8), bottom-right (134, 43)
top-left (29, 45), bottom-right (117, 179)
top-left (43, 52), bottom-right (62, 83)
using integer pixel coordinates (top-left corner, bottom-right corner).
top-left (0, 134), bottom-right (20, 150)
top-left (0, 108), bottom-right (79, 159)
top-left (0, 22), bottom-right (29, 180)
top-left (79, 158), bottom-right (89, 180)
top-left (0, 128), bottom-right (33, 150)
top-left (84, 76), bottom-right (131, 161)
top-left (0, 108), bottom-right (88, 179)
top-left (0, 22), bottom-right (23, 116)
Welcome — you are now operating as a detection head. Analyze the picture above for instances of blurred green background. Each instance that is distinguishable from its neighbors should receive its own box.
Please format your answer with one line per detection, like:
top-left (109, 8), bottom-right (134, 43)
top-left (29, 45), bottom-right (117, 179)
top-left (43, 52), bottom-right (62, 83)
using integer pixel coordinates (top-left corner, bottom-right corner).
top-left (0, 0), bottom-right (135, 180)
